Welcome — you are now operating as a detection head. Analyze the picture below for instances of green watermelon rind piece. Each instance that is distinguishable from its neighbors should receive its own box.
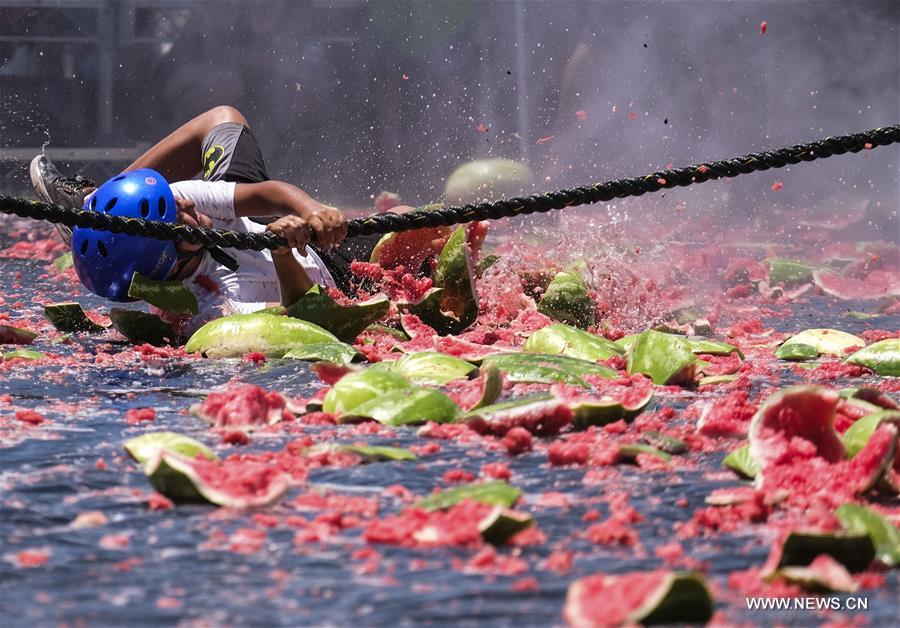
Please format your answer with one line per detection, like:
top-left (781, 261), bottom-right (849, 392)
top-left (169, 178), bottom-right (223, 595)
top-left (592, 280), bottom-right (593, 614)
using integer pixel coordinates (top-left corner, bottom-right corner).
top-left (416, 480), bottom-right (521, 512)
top-left (845, 339), bottom-right (900, 377)
top-left (321, 369), bottom-right (412, 416)
top-left (144, 450), bottom-right (290, 508)
top-left (537, 271), bottom-right (596, 329)
top-left (478, 507), bottom-right (533, 545)
top-left (563, 571), bottom-right (713, 627)
top-left (627, 330), bottom-right (697, 385)
top-left (523, 323), bottom-right (624, 362)
top-left (128, 272), bottom-right (199, 315)
top-left (835, 503), bottom-right (900, 568)
top-left (286, 285), bottom-right (390, 343)
top-left (339, 387), bottom-right (461, 426)
top-left (44, 302), bottom-right (108, 333)
top-left (184, 312), bottom-right (338, 358)
top-left (124, 431), bottom-right (217, 465)
top-left (109, 308), bottom-right (176, 346)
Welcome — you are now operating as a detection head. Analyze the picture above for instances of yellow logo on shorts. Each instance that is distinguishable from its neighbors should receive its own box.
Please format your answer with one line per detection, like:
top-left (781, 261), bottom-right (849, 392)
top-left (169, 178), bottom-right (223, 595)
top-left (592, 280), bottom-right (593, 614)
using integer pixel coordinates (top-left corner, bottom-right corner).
top-left (203, 145), bottom-right (226, 180)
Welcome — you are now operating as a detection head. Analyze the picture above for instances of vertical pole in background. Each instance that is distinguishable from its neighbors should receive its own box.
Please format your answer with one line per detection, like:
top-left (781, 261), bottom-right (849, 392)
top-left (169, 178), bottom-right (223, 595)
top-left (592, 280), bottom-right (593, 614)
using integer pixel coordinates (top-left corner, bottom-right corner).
top-left (96, 0), bottom-right (117, 140)
top-left (513, 0), bottom-right (530, 163)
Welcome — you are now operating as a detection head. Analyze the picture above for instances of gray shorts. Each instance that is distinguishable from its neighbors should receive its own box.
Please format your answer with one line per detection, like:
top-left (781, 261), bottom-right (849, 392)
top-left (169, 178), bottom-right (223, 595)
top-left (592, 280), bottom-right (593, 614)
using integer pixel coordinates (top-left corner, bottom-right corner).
top-left (200, 122), bottom-right (270, 184)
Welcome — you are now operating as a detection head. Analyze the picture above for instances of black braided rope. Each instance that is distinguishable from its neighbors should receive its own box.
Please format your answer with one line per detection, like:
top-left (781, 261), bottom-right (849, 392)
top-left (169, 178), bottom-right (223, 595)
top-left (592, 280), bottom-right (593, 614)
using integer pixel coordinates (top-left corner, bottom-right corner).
top-left (1, 125), bottom-right (897, 251)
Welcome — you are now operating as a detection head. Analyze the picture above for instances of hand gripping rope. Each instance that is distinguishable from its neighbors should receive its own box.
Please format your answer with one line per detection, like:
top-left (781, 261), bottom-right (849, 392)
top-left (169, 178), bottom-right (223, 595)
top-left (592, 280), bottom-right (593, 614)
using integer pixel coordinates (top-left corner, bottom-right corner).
top-left (0, 125), bottom-right (897, 252)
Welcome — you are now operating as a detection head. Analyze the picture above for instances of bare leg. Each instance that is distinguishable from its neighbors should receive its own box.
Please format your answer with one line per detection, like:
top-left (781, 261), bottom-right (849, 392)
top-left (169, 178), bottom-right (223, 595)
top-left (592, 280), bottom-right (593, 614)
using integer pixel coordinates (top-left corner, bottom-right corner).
top-left (124, 105), bottom-right (248, 182)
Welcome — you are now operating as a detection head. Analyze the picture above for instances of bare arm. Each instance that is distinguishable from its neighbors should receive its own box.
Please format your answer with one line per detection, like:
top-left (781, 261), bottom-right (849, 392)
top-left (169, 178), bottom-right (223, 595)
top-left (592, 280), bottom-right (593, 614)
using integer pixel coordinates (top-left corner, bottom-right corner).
top-left (235, 181), bottom-right (347, 247)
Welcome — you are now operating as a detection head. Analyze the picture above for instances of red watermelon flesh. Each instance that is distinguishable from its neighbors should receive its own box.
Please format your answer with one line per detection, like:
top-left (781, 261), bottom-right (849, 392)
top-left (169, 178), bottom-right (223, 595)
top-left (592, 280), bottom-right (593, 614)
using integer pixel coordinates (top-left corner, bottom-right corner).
top-left (813, 269), bottom-right (900, 300)
top-left (563, 570), bottom-right (713, 626)
top-left (192, 384), bottom-right (293, 428)
top-left (749, 386), bottom-right (845, 472)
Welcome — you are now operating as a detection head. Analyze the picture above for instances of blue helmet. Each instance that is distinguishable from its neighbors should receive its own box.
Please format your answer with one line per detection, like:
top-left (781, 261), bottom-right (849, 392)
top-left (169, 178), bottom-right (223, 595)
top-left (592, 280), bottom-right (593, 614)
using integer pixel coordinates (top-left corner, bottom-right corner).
top-left (72, 169), bottom-right (179, 302)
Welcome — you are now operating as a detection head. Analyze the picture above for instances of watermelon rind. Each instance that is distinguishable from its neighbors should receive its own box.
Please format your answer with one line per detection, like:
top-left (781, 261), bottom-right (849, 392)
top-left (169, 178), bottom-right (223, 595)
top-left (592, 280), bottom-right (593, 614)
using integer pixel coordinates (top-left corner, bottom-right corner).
top-left (748, 386), bottom-right (845, 478)
top-left (477, 506), bottom-right (533, 545)
top-left (480, 352), bottom-right (616, 387)
top-left (776, 530), bottom-right (875, 573)
top-left (128, 272), bottom-right (199, 315)
top-left (563, 571), bottom-right (713, 627)
top-left (537, 271), bottom-right (596, 329)
top-left (835, 503), bottom-right (900, 568)
top-left (0, 324), bottom-right (38, 345)
top-left (184, 312), bottom-right (338, 358)
top-left (523, 324), bottom-right (623, 362)
top-left (723, 443), bottom-right (759, 480)
top-left (781, 328), bottom-right (865, 357)
top-left (845, 339), bottom-right (900, 377)
top-left (109, 308), bottom-right (176, 346)
top-left (124, 431), bottom-right (217, 465)
top-left (570, 387), bottom-right (654, 428)
top-left (340, 387), bottom-right (461, 426)
top-left (286, 284), bottom-right (389, 342)
top-left (44, 302), bottom-right (107, 333)
top-left (627, 330), bottom-right (697, 385)
top-left (303, 442), bottom-right (418, 463)
top-left (144, 450), bottom-right (290, 508)
top-left (416, 480), bottom-right (521, 512)
top-left (776, 555), bottom-right (859, 593)
top-left (373, 351), bottom-right (477, 386)
top-left (321, 369), bottom-right (413, 416)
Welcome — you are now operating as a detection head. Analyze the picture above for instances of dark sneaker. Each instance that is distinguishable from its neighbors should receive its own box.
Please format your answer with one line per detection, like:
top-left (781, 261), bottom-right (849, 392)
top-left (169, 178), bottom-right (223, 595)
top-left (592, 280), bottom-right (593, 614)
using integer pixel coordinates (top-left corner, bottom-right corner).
top-left (30, 155), bottom-right (95, 244)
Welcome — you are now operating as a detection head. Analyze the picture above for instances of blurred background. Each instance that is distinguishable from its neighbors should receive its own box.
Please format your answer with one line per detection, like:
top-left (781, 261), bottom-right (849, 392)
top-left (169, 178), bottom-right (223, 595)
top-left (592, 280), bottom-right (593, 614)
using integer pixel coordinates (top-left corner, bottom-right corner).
top-left (0, 0), bottom-right (897, 233)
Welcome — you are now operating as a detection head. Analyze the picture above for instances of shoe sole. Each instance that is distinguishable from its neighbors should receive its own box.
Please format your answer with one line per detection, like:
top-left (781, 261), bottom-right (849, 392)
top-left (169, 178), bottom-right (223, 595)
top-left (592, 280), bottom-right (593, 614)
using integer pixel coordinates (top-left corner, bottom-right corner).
top-left (30, 155), bottom-right (74, 244)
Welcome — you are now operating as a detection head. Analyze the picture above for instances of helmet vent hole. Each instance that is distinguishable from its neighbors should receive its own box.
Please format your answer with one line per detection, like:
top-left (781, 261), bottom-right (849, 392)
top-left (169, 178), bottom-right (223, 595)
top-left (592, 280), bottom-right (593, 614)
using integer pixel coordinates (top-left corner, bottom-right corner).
top-left (96, 241), bottom-right (108, 258)
top-left (103, 197), bottom-right (118, 213)
top-left (157, 197), bottom-right (167, 218)
top-left (140, 199), bottom-right (150, 218)
top-left (111, 175), bottom-right (125, 182)
top-left (80, 240), bottom-right (88, 255)
top-left (90, 196), bottom-right (98, 210)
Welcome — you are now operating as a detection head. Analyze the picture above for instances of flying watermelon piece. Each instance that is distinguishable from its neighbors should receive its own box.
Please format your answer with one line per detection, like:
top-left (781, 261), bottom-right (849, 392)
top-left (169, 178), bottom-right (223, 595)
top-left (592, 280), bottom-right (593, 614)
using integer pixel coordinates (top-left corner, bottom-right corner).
top-left (44, 302), bottom-right (108, 333)
top-left (627, 330), bottom-right (697, 385)
top-left (286, 285), bottom-right (390, 342)
top-left (143, 450), bottom-right (291, 508)
top-left (563, 570), bottom-right (713, 627)
top-left (813, 268), bottom-right (900, 301)
top-left (845, 338), bottom-right (900, 377)
top-left (403, 226), bottom-right (477, 335)
top-left (184, 312), bottom-right (339, 358)
top-left (537, 270), bottom-right (596, 329)
top-left (768, 257), bottom-right (815, 286)
top-left (128, 272), bottom-right (199, 315)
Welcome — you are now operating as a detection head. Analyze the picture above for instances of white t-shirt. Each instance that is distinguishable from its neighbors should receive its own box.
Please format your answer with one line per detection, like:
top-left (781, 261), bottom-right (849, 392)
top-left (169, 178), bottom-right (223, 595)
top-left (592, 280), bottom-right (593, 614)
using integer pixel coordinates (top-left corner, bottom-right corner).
top-left (165, 180), bottom-right (335, 332)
